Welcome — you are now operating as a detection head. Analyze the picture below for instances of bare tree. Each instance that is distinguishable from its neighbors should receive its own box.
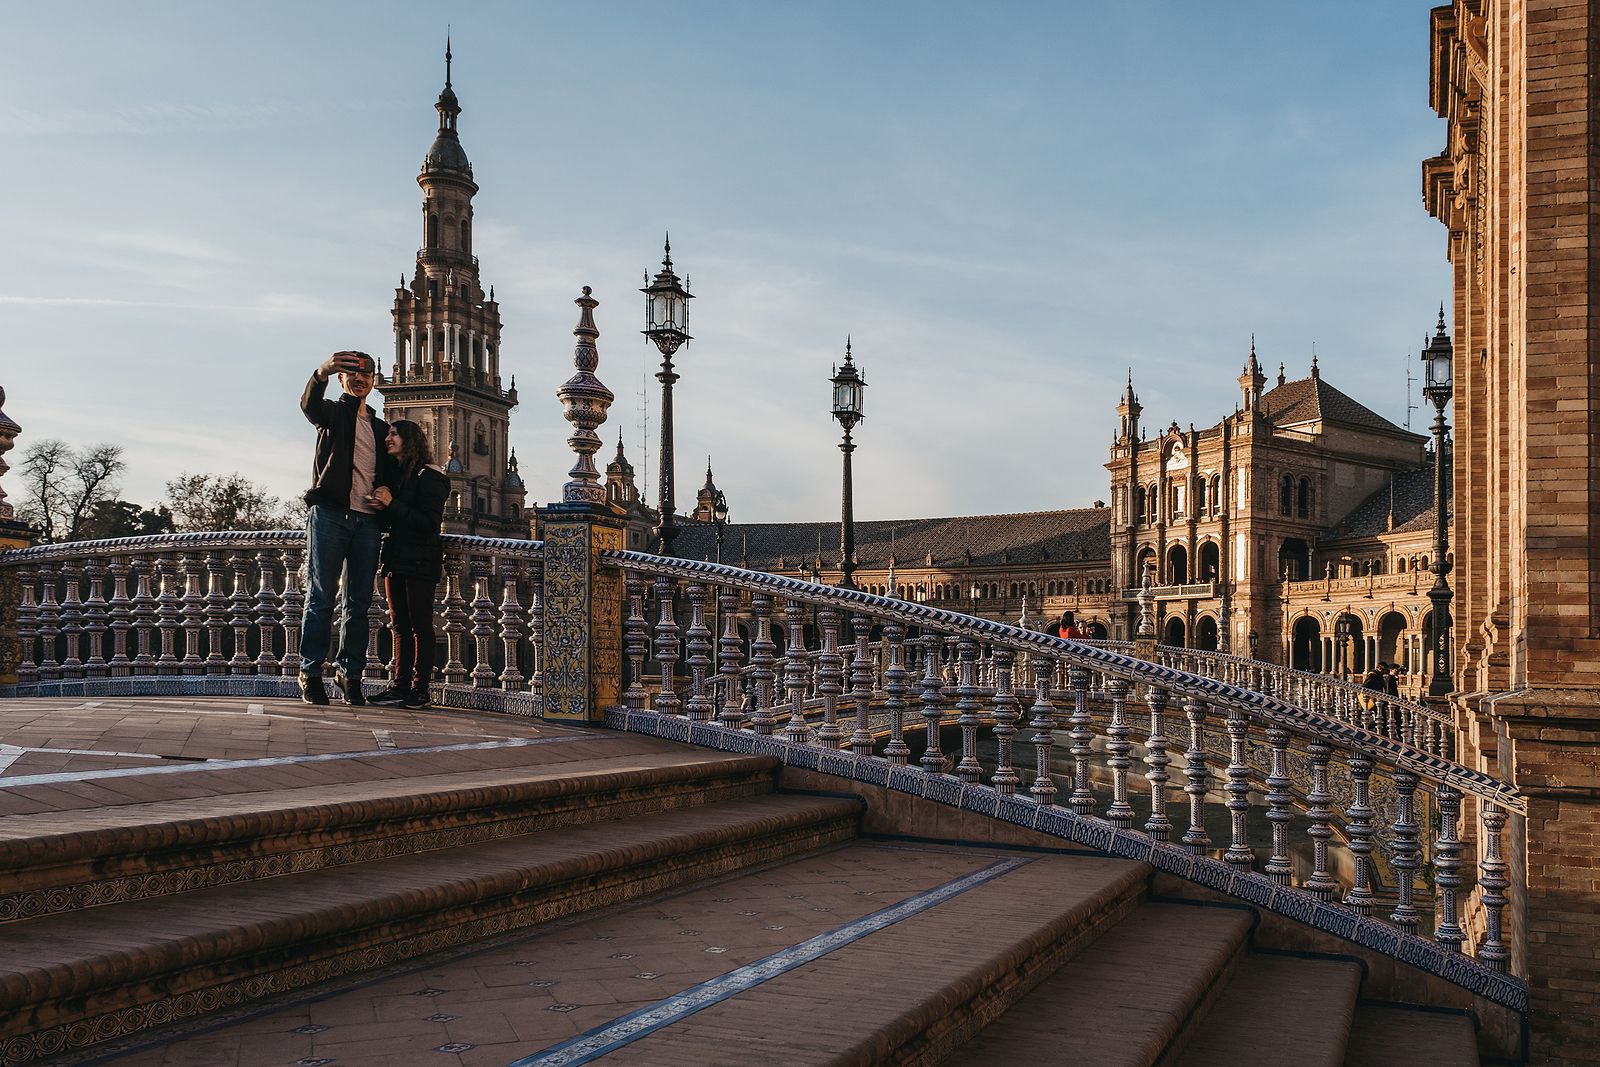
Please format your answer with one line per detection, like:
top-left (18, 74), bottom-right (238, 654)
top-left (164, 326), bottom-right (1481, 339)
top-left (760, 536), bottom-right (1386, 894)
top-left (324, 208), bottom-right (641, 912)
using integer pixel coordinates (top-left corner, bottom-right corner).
top-left (16, 439), bottom-right (126, 542)
top-left (165, 473), bottom-right (298, 532)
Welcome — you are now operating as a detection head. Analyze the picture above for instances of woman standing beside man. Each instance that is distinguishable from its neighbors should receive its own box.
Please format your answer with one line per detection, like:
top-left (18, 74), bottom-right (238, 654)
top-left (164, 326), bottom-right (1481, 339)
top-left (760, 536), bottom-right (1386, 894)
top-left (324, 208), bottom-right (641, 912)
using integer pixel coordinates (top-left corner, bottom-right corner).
top-left (367, 420), bottom-right (449, 709)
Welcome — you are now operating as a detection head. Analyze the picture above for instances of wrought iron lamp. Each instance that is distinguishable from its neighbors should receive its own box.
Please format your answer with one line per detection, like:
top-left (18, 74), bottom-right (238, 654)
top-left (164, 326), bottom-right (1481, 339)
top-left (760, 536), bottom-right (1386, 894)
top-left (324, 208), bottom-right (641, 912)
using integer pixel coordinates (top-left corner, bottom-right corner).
top-left (711, 490), bottom-right (729, 564)
top-left (641, 236), bottom-right (693, 556)
top-left (1335, 612), bottom-right (1352, 678)
top-left (1422, 306), bottom-right (1454, 699)
top-left (1248, 629), bottom-right (1259, 659)
top-left (829, 339), bottom-right (866, 591)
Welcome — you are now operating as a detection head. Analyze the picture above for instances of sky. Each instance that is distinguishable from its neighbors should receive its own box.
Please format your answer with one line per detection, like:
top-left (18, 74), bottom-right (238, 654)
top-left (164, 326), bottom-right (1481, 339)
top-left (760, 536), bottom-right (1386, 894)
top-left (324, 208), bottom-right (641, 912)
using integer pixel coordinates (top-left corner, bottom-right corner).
top-left (1, 1), bottom-right (1451, 525)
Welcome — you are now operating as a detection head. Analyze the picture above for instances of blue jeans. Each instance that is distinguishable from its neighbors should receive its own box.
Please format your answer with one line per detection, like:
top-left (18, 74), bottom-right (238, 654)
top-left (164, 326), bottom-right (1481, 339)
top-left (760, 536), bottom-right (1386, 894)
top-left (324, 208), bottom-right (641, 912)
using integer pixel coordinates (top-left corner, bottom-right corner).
top-left (299, 504), bottom-right (382, 679)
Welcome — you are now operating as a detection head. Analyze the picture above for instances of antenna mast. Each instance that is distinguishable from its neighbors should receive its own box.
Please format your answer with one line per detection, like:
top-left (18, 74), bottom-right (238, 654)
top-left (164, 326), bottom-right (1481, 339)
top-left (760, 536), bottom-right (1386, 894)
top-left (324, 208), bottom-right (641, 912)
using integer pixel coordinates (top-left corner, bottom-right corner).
top-left (1405, 350), bottom-right (1419, 431)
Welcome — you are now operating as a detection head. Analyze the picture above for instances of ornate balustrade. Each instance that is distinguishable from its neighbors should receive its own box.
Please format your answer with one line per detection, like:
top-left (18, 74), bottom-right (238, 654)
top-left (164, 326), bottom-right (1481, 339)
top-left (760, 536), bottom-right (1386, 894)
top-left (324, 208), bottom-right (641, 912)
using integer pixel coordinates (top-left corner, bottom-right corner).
top-left (0, 531), bottom-right (543, 705)
top-left (603, 549), bottom-right (1523, 1005)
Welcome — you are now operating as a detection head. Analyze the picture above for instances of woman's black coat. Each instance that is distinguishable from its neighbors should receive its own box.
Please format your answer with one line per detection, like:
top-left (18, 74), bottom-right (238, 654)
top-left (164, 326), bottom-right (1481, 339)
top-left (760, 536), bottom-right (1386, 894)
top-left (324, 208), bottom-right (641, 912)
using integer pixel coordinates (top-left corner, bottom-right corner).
top-left (379, 465), bottom-right (449, 582)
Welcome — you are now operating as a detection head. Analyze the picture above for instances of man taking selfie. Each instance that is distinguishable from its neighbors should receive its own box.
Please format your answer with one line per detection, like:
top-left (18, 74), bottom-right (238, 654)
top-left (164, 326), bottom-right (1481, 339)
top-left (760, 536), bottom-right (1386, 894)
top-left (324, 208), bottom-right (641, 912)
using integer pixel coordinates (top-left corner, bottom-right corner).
top-left (297, 350), bottom-right (395, 706)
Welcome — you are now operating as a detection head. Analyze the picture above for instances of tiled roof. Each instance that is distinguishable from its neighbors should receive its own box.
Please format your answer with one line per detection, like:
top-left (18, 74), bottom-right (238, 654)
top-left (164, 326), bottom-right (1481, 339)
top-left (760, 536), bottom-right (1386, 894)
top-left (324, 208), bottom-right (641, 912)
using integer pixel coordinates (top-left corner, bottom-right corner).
top-left (671, 508), bottom-right (1113, 570)
top-left (1259, 376), bottom-right (1418, 438)
top-left (1331, 450), bottom-right (1451, 539)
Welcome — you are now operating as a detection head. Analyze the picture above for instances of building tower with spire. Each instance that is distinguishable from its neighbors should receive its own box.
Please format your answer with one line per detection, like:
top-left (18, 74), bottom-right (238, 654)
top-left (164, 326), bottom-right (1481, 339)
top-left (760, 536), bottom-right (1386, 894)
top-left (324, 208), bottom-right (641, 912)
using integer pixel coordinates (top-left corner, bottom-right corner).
top-left (379, 41), bottom-right (527, 536)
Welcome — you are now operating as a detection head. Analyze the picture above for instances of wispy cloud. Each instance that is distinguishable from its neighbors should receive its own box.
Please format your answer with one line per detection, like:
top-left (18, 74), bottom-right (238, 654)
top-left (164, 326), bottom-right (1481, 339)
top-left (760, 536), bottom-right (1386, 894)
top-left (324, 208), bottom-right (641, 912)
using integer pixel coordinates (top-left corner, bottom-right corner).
top-left (0, 293), bottom-right (368, 321)
top-left (0, 99), bottom-right (384, 138)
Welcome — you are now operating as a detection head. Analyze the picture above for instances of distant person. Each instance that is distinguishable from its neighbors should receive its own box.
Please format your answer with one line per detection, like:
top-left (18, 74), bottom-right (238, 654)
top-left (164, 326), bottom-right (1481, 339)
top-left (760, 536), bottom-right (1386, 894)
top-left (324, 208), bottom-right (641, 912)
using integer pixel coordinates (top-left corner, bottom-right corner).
top-left (298, 351), bottom-right (394, 706)
top-left (1359, 662), bottom-right (1385, 712)
top-left (1383, 662), bottom-right (1401, 699)
top-left (367, 420), bottom-right (449, 709)
top-left (1057, 610), bottom-right (1082, 640)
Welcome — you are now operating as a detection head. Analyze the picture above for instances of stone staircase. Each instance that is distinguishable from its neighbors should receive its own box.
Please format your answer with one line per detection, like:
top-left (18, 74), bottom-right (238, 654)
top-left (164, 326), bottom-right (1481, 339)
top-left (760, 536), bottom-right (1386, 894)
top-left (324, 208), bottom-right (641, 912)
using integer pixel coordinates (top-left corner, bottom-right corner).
top-left (0, 730), bottom-right (1487, 1066)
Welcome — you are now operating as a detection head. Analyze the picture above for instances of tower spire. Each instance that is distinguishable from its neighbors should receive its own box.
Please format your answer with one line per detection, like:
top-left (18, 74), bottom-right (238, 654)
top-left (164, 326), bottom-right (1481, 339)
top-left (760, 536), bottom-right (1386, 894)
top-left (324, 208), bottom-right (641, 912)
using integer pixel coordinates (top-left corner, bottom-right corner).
top-left (445, 31), bottom-right (453, 89)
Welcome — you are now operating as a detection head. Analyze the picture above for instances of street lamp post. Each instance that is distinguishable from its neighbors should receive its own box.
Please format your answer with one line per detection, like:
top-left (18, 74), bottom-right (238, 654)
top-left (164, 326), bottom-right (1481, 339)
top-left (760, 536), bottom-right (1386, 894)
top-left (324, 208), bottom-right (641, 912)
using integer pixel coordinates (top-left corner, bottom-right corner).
top-left (1422, 306), bottom-right (1455, 699)
top-left (829, 339), bottom-right (866, 591)
top-left (1335, 613), bottom-right (1352, 679)
top-left (711, 490), bottom-right (729, 565)
top-left (642, 236), bottom-right (693, 557)
top-left (1248, 629), bottom-right (1259, 659)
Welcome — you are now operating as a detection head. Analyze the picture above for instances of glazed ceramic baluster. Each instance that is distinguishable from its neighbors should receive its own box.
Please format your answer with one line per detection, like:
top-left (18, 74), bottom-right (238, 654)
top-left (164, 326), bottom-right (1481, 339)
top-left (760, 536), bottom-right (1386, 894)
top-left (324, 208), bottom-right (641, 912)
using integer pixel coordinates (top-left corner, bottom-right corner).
top-left (202, 552), bottom-right (228, 674)
top-left (498, 575), bottom-right (526, 691)
top-left (652, 575), bottom-right (681, 713)
top-left (366, 578), bottom-right (389, 681)
top-left (179, 554), bottom-right (204, 674)
top-left (106, 558), bottom-right (131, 677)
top-left (254, 551), bottom-right (281, 675)
top-left (849, 614), bottom-right (874, 757)
top-left (780, 599), bottom-right (810, 742)
top-left (882, 619), bottom-right (910, 763)
top-left (813, 607), bottom-right (843, 746)
top-left (1477, 802), bottom-right (1511, 972)
top-left (1303, 740), bottom-right (1337, 899)
top-left (279, 548), bottom-right (303, 676)
top-left (58, 562), bottom-right (84, 677)
top-left (1066, 666), bottom-right (1095, 815)
top-left (1027, 656), bottom-right (1057, 804)
top-left (1142, 686), bottom-right (1172, 841)
top-left (226, 554), bottom-right (251, 673)
top-left (526, 570), bottom-right (544, 695)
top-left (919, 634), bottom-right (948, 774)
top-left (990, 648), bottom-right (1020, 795)
top-left (470, 576), bottom-right (497, 687)
top-left (747, 593), bottom-right (777, 734)
top-left (682, 583), bottom-right (713, 721)
top-left (622, 574), bottom-right (648, 709)
top-left (1433, 783), bottom-right (1465, 951)
top-left (35, 563), bottom-right (60, 678)
top-left (130, 566), bottom-right (156, 674)
top-left (1388, 771), bottom-right (1421, 933)
top-left (954, 639), bottom-right (983, 783)
top-left (441, 558), bottom-right (468, 685)
top-left (1343, 754), bottom-right (1376, 915)
top-left (82, 561), bottom-right (108, 678)
top-left (1104, 678), bottom-right (1134, 827)
top-left (1263, 725), bottom-right (1293, 886)
top-left (156, 562), bottom-right (182, 672)
top-left (14, 566), bottom-right (38, 683)
top-left (717, 588), bottom-right (745, 729)
top-left (1181, 696), bottom-right (1211, 852)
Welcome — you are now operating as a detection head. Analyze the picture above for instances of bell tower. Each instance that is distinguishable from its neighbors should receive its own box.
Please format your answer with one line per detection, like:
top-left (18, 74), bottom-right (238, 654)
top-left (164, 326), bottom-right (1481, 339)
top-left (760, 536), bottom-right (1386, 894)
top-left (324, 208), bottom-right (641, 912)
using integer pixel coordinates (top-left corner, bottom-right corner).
top-left (380, 40), bottom-right (527, 536)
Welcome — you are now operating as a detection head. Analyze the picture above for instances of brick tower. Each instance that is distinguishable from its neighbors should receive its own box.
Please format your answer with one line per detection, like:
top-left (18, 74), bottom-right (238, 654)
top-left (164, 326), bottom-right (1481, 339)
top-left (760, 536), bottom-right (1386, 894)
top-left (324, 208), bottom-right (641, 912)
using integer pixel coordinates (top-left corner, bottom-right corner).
top-left (380, 41), bottom-right (527, 537)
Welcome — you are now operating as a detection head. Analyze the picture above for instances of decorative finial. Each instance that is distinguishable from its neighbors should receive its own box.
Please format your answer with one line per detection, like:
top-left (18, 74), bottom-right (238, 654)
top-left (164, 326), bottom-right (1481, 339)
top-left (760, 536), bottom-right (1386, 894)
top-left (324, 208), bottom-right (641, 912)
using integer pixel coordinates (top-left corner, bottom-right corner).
top-left (844, 335), bottom-right (853, 363)
top-left (662, 233), bottom-right (672, 270)
top-left (445, 31), bottom-right (453, 88)
top-left (1136, 564), bottom-right (1156, 639)
top-left (1311, 342), bottom-right (1320, 378)
top-left (489, 285), bottom-right (494, 302)
top-left (556, 285), bottom-right (615, 504)
top-left (1437, 302), bottom-right (1446, 330)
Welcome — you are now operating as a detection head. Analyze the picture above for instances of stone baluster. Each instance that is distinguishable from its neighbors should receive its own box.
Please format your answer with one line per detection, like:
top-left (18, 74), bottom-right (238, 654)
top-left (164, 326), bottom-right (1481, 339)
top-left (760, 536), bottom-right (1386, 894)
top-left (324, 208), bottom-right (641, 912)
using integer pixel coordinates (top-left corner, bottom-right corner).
top-left (780, 598), bottom-right (810, 742)
top-left (366, 578), bottom-right (389, 680)
top-left (179, 554), bottom-right (205, 674)
top-left (441, 557), bottom-right (468, 685)
top-left (1303, 739), bottom-right (1337, 899)
top-left (526, 569), bottom-right (543, 695)
top-left (1104, 678), bottom-right (1134, 827)
top-left (814, 607), bottom-right (843, 746)
top-left (1388, 771), bottom-right (1421, 933)
top-left (990, 648), bottom-right (1021, 795)
top-left (202, 552), bottom-right (228, 674)
top-left (469, 575), bottom-right (497, 687)
top-left (1181, 696), bottom-right (1211, 852)
top-left (82, 561), bottom-right (108, 678)
top-left (684, 584), bottom-right (713, 722)
top-left (954, 638), bottom-right (983, 783)
top-left (498, 573), bottom-right (526, 691)
top-left (848, 614), bottom-right (874, 757)
top-left (254, 550), bottom-right (282, 675)
top-left (747, 593), bottom-right (777, 734)
top-left (156, 562), bottom-right (182, 672)
top-left (622, 574), bottom-right (648, 709)
top-left (1432, 783), bottom-right (1465, 951)
top-left (35, 563), bottom-right (60, 678)
top-left (919, 634), bottom-right (947, 773)
top-left (1056, 664), bottom-right (1090, 813)
top-left (652, 575), bottom-right (681, 713)
top-left (1477, 802), bottom-right (1511, 972)
top-left (106, 558), bottom-right (130, 677)
top-left (226, 554), bottom-right (252, 673)
top-left (1343, 754), bottom-right (1376, 915)
top-left (14, 566), bottom-right (37, 683)
top-left (131, 565), bottom-right (156, 674)
top-left (279, 548), bottom-right (303, 676)
top-left (1027, 656), bottom-right (1057, 804)
top-left (717, 588), bottom-right (745, 728)
top-left (1263, 724), bottom-right (1293, 886)
top-left (881, 620), bottom-right (910, 763)
top-left (58, 562), bottom-right (84, 677)
top-left (1143, 686), bottom-right (1173, 841)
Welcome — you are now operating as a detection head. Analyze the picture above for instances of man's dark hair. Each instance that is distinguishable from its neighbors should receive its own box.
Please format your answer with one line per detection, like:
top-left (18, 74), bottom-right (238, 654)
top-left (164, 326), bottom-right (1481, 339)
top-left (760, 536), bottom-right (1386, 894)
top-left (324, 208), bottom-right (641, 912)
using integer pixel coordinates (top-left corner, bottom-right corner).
top-left (335, 350), bottom-right (376, 376)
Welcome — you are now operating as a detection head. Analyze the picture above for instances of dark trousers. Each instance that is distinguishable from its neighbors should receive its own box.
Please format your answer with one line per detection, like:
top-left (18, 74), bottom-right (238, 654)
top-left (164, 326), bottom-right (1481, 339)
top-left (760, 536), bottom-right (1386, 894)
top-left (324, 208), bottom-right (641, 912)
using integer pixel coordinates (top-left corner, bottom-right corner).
top-left (385, 574), bottom-right (438, 691)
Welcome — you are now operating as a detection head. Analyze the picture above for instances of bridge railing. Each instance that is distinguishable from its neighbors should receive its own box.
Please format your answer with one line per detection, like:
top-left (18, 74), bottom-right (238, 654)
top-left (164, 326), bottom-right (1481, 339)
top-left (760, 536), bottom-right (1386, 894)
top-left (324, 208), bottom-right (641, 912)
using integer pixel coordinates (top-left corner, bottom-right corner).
top-left (0, 531), bottom-right (544, 698)
top-left (605, 549), bottom-right (1521, 984)
top-left (1083, 640), bottom-right (1455, 758)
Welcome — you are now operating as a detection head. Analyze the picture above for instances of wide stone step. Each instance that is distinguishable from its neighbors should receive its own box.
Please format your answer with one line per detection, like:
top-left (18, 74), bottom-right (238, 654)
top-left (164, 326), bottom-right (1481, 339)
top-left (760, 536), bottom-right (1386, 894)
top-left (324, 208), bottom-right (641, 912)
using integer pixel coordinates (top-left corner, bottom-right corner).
top-left (1343, 1003), bottom-right (1480, 1066)
top-left (940, 901), bottom-right (1255, 1067)
top-left (0, 743), bottom-right (781, 921)
top-left (1173, 953), bottom-right (1364, 1067)
top-left (0, 792), bottom-right (861, 1063)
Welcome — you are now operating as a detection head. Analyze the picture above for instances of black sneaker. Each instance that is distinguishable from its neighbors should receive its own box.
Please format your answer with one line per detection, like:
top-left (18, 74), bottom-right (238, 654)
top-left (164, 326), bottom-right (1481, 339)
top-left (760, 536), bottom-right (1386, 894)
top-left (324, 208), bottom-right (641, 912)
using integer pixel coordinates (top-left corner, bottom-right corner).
top-left (402, 687), bottom-right (432, 709)
top-left (299, 673), bottom-right (329, 706)
top-left (334, 671), bottom-right (366, 707)
top-left (367, 685), bottom-right (409, 706)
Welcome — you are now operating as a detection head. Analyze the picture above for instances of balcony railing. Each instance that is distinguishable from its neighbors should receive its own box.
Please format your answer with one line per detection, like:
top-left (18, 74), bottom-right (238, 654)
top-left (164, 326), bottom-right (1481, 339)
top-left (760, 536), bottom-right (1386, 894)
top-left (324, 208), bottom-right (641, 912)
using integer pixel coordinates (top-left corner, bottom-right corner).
top-left (1120, 581), bottom-right (1216, 601)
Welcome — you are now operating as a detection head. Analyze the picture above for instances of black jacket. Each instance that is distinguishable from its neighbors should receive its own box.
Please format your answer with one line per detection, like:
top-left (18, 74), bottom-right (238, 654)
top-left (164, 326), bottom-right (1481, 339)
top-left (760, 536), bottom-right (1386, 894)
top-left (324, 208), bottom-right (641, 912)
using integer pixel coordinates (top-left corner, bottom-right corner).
top-left (300, 373), bottom-right (394, 509)
top-left (379, 465), bottom-right (450, 581)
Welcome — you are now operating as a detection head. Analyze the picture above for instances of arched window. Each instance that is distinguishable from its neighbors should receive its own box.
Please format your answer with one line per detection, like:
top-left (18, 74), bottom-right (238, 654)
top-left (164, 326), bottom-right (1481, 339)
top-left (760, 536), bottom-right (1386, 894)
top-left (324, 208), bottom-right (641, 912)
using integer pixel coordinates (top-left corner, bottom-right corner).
top-left (1280, 475), bottom-right (1293, 516)
top-left (428, 213), bottom-right (440, 246)
top-left (1148, 484), bottom-right (1159, 524)
top-left (1135, 486), bottom-right (1147, 525)
top-left (1210, 475), bottom-right (1223, 516)
top-left (1297, 477), bottom-right (1311, 519)
top-left (459, 218), bottom-right (469, 252)
top-left (1065, 580), bottom-right (1075, 595)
